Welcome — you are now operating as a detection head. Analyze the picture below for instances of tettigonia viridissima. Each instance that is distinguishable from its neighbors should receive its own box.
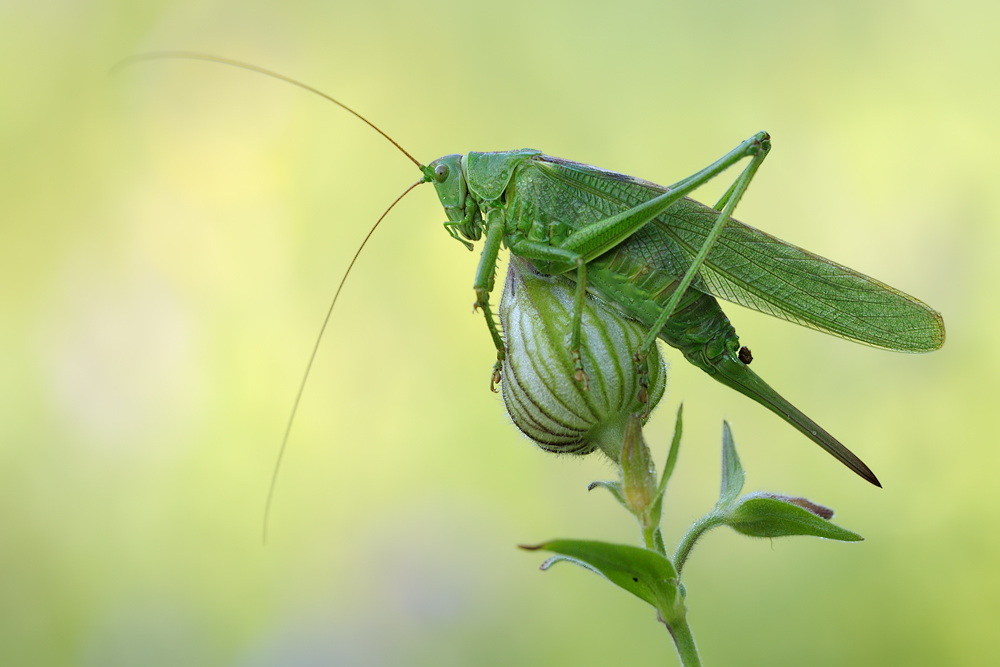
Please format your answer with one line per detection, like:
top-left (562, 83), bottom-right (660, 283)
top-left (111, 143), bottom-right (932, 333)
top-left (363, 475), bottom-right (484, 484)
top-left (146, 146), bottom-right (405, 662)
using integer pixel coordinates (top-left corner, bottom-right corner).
top-left (115, 53), bottom-right (945, 540)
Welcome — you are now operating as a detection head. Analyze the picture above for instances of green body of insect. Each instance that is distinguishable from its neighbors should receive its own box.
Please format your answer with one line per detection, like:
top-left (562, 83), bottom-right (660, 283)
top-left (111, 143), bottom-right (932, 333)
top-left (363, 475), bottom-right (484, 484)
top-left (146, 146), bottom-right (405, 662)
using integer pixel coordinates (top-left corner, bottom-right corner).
top-left (424, 137), bottom-right (945, 487)
top-left (113, 54), bottom-right (946, 525)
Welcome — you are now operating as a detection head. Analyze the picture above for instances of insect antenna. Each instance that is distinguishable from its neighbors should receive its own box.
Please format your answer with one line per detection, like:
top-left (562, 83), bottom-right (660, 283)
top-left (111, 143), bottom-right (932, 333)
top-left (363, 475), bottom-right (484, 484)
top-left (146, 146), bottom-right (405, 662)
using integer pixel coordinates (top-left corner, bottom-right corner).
top-left (111, 51), bottom-right (424, 168)
top-left (263, 179), bottom-right (425, 544)
top-left (113, 52), bottom-right (433, 541)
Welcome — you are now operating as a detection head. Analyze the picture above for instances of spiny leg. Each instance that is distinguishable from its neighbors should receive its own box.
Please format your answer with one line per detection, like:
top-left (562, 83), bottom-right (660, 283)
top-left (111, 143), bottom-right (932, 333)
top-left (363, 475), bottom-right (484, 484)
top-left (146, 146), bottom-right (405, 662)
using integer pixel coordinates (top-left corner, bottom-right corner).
top-left (511, 132), bottom-right (772, 394)
top-left (535, 131), bottom-right (771, 406)
top-left (633, 133), bottom-right (772, 411)
top-left (509, 240), bottom-right (590, 388)
top-left (556, 132), bottom-right (772, 263)
top-left (570, 257), bottom-right (589, 389)
top-left (473, 209), bottom-right (507, 391)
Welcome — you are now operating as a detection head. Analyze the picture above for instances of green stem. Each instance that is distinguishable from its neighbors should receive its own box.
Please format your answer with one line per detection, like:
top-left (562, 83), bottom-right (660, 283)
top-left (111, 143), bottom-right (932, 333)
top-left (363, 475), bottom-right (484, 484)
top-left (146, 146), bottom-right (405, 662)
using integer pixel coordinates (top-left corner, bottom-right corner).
top-left (642, 523), bottom-right (658, 552)
top-left (665, 614), bottom-right (701, 667)
top-left (673, 513), bottom-right (725, 575)
top-left (653, 527), bottom-right (667, 556)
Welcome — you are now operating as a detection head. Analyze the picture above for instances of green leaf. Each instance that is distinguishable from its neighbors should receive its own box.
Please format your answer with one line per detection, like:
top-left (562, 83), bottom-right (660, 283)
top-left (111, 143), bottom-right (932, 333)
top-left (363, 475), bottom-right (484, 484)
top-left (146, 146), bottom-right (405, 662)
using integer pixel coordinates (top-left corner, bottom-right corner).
top-left (653, 528), bottom-right (666, 555)
top-left (587, 480), bottom-right (629, 511)
top-left (648, 492), bottom-right (665, 534)
top-left (520, 539), bottom-right (681, 615)
top-left (723, 493), bottom-right (863, 541)
top-left (621, 415), bottom-right (657, 514)
top-left (717, 421), bottom-right (744, 508)
top-left (657, 404), bottom-right (684, 497)
top-left (649, 404), bottom-right (684, 530)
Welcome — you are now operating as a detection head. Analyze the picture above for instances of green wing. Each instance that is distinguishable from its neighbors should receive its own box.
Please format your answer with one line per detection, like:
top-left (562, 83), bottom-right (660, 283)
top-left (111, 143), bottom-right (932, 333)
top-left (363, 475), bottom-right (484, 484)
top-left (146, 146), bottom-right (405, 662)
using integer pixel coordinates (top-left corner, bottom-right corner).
top-left (656, 197), bottom-right (945, 352)
top-left (532, 156), bottom-right (946, 353)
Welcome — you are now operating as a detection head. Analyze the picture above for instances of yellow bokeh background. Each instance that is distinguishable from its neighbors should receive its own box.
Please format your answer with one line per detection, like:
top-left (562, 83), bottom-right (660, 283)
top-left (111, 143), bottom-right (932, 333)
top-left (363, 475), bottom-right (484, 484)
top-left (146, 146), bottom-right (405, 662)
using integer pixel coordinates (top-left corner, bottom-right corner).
top-left (3, 1), bottom-right (997, 665)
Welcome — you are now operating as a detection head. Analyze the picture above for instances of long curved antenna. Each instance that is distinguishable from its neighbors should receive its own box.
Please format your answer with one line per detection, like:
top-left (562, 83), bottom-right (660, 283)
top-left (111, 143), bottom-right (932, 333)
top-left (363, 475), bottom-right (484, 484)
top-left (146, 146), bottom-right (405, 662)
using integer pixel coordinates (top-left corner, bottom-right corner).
top-left (112, 51), bottom-right (424, 168)
top-left (262, 179), bottom-right (426, 544)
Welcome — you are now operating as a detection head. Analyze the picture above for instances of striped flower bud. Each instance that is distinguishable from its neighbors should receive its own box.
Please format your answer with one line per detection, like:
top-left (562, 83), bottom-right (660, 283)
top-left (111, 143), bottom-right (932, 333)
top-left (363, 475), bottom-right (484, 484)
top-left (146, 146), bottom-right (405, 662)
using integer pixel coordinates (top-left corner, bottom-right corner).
top-left (498, 257), bottom-right (666, 461)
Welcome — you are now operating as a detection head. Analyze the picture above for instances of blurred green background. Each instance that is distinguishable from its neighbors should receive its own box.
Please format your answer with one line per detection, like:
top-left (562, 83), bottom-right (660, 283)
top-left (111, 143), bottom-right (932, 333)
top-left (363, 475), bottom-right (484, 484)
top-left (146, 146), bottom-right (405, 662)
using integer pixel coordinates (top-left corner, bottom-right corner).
top-left (2, 1), bottom-right (997, 665)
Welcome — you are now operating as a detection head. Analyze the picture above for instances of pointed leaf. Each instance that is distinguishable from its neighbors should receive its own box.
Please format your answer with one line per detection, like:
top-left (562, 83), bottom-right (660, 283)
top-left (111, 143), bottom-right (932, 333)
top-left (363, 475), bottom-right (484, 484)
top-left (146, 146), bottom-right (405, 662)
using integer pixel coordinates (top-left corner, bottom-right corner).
top-left (657, 404), bottom-right (684, 497)
top-left (724, 493), bottom-right (863, 541)
top-left (621, 415), bottom-right (657, 514)
top-left (587, 480), bottom-right (629, 511)
top-left (521, 539), bottom-right (680, 613)
top-left (649, 490), bottom-right (665, 531)
top-left (718, 421), bottom-right (744, 508)
top-left (777, 495), bottom-right (834, 520)
top-left (650, 405), bottom-right (684, 530)
top-left (653, 528), bottom-right (666, 556)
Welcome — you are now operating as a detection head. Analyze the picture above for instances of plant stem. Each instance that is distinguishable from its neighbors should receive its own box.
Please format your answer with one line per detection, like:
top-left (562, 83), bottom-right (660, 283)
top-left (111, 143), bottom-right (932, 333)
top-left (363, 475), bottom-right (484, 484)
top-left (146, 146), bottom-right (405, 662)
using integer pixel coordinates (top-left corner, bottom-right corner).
top-left (642, 523), bottom-right (659, 552)
top-left (665, 614), bottom-right (701, 667)
top-left (673, 513), bottom-right (725, 575)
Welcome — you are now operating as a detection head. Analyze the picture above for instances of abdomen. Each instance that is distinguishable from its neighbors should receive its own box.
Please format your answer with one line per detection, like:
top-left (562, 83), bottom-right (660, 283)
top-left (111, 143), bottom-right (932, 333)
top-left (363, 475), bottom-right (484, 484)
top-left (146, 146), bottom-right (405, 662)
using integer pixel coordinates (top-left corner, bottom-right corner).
top-left (582, 240), bottom-right (741, 375)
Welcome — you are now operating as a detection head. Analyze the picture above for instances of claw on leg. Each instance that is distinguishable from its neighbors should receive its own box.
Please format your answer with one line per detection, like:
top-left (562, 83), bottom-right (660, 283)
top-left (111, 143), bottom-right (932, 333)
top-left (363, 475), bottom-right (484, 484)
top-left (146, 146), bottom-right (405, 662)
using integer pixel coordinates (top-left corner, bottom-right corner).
top-left (571, 348), bottom-right (590, 391)
top-left (490, 361), bottom-right (503, 393)
top-left (634, 350), bottom-right (651, 417)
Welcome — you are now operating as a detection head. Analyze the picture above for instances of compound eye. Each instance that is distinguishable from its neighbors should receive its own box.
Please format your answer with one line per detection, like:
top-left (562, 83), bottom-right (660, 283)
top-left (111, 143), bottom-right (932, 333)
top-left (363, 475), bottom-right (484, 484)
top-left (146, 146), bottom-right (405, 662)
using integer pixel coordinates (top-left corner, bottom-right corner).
top-left (433, 163), bottom-right (449, 182)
